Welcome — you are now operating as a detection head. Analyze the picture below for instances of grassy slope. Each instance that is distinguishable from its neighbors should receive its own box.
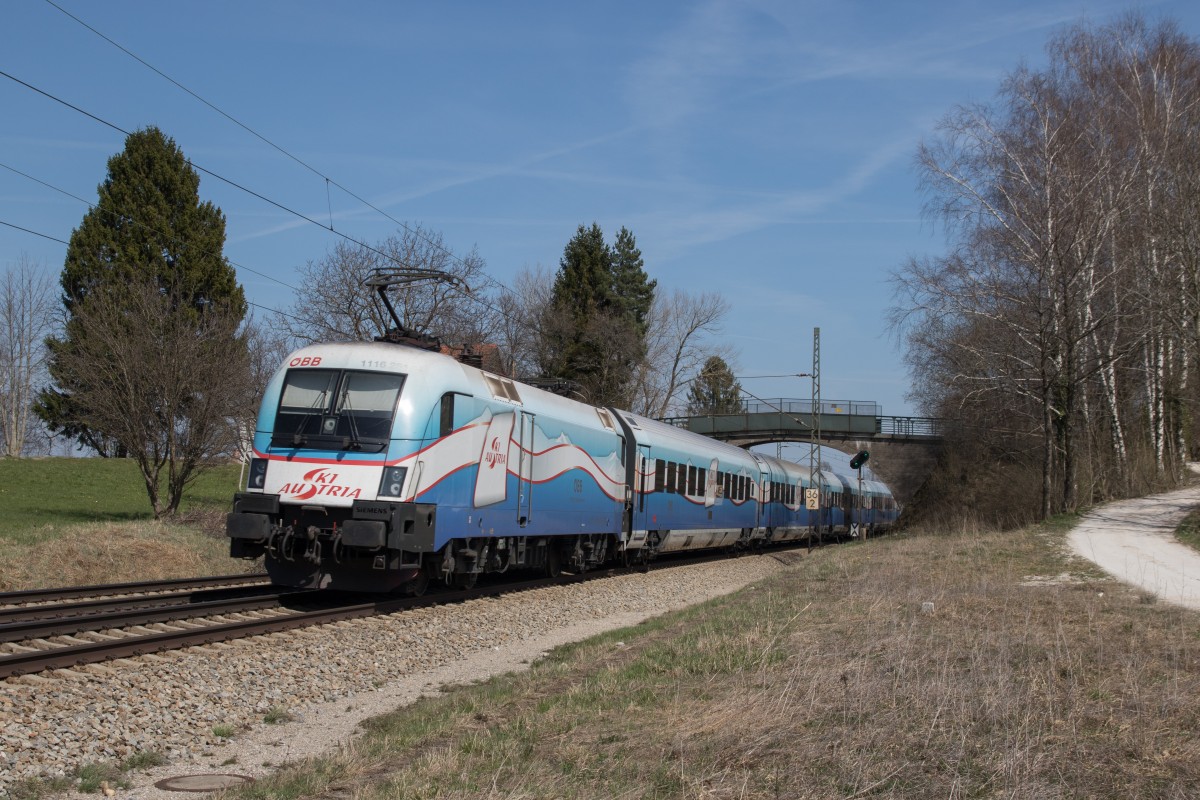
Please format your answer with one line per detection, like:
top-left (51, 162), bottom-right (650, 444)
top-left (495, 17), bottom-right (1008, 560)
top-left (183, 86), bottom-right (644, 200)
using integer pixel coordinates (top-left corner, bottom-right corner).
top-left (223, 518), bottom-right (1200, 800)
top-left (0, 457), bottom-right (243, 542)
top-left (0, 457), bottom-right (251, 590)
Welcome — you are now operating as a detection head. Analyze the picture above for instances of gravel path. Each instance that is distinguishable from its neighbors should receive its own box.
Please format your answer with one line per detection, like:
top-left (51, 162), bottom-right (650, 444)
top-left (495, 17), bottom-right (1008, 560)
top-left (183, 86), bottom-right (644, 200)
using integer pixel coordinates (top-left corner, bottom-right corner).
top-left (1067, 470), bottom-right (1200, 609)
top-left (1, 553), bottom-right (798, 798)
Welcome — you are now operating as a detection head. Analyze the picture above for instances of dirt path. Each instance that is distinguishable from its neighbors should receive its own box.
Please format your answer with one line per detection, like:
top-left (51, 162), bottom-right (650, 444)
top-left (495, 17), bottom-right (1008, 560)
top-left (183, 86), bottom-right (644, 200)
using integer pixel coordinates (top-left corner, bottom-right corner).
top-left (1067, 471), bottom-right (1200, 609)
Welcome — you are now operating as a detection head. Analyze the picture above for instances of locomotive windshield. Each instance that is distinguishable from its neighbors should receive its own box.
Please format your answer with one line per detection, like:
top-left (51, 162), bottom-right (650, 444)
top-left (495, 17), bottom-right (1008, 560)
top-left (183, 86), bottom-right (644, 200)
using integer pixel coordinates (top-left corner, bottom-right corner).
top-left (272, 368), bottom-right (405, 451)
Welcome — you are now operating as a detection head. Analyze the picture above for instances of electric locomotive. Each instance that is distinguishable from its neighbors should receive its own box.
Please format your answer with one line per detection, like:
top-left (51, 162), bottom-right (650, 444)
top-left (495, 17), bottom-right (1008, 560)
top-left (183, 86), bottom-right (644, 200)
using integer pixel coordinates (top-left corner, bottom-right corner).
top-left (225, 338), bottom-right (898, 593)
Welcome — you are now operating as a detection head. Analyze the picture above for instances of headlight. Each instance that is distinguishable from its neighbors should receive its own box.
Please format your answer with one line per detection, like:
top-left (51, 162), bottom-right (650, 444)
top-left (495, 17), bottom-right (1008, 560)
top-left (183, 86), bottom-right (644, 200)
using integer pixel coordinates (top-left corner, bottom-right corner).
top-left (378, 466), bottom-right (407, 498)
top-left (248, 458), bottom-right (269, 490)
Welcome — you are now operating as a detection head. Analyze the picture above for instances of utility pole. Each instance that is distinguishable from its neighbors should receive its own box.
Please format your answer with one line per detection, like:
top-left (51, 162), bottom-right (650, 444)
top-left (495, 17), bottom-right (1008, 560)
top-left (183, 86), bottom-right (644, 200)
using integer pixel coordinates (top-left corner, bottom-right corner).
top-left (808, 327), bottom-right (821, 546)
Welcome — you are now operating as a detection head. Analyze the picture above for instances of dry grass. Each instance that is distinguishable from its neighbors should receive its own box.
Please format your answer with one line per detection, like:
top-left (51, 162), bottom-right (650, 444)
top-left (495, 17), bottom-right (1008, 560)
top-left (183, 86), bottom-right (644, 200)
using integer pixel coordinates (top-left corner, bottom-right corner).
top-left (219, 520), bottom-right (1200, 799)
top-left (0, 518), bottom-right (255, 591)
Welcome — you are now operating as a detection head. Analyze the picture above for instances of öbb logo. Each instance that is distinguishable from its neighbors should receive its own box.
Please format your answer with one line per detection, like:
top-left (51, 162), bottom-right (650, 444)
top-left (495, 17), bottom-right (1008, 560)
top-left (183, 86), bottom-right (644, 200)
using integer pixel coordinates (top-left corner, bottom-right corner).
top-left (279, 467), bottom-right (362, 500)
top-left (484, 437), bottom-right (508, 470)
top-left (288, 356), bottom-right (322, 367)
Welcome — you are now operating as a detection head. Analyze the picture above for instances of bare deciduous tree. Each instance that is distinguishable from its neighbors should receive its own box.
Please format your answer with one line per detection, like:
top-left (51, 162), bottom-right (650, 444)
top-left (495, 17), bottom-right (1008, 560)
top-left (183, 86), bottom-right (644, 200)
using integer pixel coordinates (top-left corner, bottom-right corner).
top-left (280, 225), bottom-right (492, 348)
top-left (55, 278), bottom-right (251, 517)
top-left (235, 317), bottom-right (294, 464)
top-left (632, 289), bottom-right (731, 417)
top-left (492, 265), bottom-right (555, 379)
top-left (0, 256), bottom-right (56, 457)
top-left (893, 13), bottom-right (1200, 525)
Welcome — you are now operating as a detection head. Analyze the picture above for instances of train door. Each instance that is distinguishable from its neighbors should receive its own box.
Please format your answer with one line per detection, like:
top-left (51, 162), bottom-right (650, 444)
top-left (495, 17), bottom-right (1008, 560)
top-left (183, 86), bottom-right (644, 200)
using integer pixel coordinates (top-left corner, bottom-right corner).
top-left (606, 408), bottom-right (643, 542)
top-left (811, 469), bottom-right (827, 534)
top-left (751, 454), bottom-right (770, 531)
top-left (634, 444), bottom-right (653, 534)
top-left (516, 410), bottom-right (535, 526)
top-left (474, 411), bottom-right (515, 507)
top-left (837, 475), bottom-right (854, 533)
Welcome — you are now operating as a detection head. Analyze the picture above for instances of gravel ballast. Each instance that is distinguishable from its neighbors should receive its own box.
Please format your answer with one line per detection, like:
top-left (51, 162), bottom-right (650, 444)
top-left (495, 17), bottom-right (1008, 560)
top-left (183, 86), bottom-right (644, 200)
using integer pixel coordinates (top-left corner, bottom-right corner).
top-left (1, 553), bottom-right (798, 798)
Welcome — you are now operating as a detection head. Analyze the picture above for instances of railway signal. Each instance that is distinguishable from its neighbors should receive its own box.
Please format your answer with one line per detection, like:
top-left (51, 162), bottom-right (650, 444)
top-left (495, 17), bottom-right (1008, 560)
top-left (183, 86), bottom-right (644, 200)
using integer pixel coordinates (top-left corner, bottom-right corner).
top-left (849, 450), bottom-right (870, 470)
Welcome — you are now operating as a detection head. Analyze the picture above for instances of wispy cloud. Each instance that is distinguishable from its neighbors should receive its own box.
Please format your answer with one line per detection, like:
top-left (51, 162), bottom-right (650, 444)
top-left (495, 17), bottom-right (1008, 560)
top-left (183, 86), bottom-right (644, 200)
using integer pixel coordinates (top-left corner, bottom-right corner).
top-left (633, 131), bottom-right (918, 259)
top-left (229, 125), bottom-right (643, 245)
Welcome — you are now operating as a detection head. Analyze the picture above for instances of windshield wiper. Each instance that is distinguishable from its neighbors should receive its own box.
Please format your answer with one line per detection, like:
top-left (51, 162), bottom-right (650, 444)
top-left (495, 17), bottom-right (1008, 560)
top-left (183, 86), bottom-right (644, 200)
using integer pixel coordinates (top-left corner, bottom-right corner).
top-left (290, 388), bottom-right (330, 447)
top-left (338, 387), bottom-right (363, 451)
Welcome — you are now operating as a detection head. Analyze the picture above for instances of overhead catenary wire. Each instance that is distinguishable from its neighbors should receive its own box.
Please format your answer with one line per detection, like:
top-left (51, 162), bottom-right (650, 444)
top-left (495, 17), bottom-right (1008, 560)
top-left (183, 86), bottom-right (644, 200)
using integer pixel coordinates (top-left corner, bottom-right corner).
top-left (0, 69), bottom-right (427, 292)
top-left (42, 0), bottom-right (486, 280)
top-left (738, 373), bottom-right (813, 379)
top-left (0, 218), bottom-right (69, 245)
top-left (0, 160), bottom-right (301, 294)
top-left (14, 3), bottom-right (595, 330)
top-left (0, 215), bottom-right (309, 326)
top-left (0, 68), bottom-right (528, 331)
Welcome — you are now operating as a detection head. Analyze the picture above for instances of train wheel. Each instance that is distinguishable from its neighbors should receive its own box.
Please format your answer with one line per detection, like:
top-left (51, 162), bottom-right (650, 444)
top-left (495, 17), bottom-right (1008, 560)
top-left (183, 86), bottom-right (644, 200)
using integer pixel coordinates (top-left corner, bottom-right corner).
top-left (546, 546), bottom-right (563, 579)
top-left (403, 571), bottom-right (430, 597)
top-left (453, 571), bottom-right (478, 590)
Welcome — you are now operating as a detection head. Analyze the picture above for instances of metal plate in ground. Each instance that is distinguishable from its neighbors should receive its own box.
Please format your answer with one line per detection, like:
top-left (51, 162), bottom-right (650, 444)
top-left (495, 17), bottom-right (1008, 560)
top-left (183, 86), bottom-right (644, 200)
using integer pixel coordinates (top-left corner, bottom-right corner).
top-left (154, 774), bottom-right (255, 792)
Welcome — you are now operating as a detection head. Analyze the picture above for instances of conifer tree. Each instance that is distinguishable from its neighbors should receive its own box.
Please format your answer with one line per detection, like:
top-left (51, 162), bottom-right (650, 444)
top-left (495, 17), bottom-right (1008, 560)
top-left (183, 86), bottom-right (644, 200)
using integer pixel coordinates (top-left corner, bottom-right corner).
top-left (610, 226), bottom-right (655, 334)
top-left (35, 127), bottom-right (249, 515)
top-left (540, 223), bottom-right (656, 406)
top-left (686, 356), bottom-right (743, 415)
top-left (38, 126), bottom-right (246, 456)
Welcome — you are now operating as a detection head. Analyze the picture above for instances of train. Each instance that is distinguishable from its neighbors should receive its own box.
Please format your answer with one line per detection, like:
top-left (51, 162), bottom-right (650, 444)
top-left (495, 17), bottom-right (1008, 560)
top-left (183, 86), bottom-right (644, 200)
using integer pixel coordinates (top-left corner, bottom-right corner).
top-left (225, 338), bottom-right (899, 593)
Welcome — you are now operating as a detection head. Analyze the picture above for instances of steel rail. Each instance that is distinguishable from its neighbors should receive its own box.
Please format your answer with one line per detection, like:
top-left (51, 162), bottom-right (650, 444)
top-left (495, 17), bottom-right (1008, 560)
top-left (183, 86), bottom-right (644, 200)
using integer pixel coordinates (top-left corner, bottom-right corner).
top-left (0, 589), bottom-right (317, 645)
top-left (0, 583), bottom-right (290, 625)
top-left (0, 573), bottom-right (270, 606)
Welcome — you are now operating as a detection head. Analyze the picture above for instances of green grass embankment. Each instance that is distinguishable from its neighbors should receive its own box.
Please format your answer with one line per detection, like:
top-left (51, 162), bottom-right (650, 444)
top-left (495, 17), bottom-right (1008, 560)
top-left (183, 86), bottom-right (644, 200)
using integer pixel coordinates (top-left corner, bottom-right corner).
top-left (0, 457), bottom-right (251, 590)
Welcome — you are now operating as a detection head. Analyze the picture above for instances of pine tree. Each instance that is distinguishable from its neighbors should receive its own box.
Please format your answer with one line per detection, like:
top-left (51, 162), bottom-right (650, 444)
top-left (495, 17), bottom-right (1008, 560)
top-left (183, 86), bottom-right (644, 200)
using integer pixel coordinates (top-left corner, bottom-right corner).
top-left (686, 356), bottom-right (743, 415)
top-left (38, 126), bottom-right (247, 454)
top-left (539, 223), bottom-right (656, 406)
top-left (58, 127), bottom-right (244, 316)
top-left (610, 226), bottom-right (655, 334)
top-left (35, 127), bottom-right (249, 515)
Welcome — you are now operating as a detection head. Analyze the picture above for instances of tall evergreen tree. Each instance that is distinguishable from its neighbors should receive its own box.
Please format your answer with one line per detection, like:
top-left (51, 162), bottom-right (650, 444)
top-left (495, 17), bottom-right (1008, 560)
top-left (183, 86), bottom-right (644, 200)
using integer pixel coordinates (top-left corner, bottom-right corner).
top-left (540, 223), bottom-right (656, 406)
top-left (38, 126), bottom-right (246, 455)
top-left (610, 226), bottom-right (656, 333)
top-left (554, 223), bottom-right (613, 325)
top-left (58, 127), bottom-right (243, 317)
top-left (686, 356), bottom-right (743, 415)
top-left (35, 127), bottom-right (249, 515)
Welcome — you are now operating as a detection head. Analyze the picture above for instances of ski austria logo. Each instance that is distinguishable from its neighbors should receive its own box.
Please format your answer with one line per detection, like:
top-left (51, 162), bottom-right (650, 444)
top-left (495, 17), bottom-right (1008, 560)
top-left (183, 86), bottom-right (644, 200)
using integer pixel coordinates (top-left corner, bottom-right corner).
top-left (484, 437), bottom-right (508, 470)
top-left (279, 467), bottom-right (362, 500)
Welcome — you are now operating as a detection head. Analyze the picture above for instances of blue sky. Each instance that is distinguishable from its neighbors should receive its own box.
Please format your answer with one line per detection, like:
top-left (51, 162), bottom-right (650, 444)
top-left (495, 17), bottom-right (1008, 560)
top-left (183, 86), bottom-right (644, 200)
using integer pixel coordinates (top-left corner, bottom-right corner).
top-left (5, 0), bottom-right (1200, 421)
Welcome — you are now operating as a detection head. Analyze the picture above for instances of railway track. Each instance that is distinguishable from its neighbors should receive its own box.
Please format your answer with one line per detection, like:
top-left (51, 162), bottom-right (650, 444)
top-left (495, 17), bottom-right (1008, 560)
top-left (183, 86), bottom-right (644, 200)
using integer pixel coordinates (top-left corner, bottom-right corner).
top-left (0, 549), bottom-right (764, 681)
top-left (0, 586), bottom-right (314, 644)
top-left (0, 577), bottom-right (548, 680)
top-left (0, 572), bottom-right (270, 607)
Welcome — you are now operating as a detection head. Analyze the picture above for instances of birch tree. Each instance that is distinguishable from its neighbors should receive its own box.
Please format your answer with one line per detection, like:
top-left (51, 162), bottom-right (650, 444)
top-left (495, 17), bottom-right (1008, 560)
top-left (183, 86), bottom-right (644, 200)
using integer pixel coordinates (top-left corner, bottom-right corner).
top-left (893, 13), bottom-right (1200, 523)
top-left (0, 256), bottom-right (56, 457)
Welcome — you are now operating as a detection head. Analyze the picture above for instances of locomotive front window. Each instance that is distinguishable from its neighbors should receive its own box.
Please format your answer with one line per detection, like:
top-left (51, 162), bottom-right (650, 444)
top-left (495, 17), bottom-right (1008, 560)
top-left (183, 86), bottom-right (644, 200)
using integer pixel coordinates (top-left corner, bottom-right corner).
top-left (273, 368), bottom-right (405, 451)
top-left (280, 369), bottom-right (339, 414)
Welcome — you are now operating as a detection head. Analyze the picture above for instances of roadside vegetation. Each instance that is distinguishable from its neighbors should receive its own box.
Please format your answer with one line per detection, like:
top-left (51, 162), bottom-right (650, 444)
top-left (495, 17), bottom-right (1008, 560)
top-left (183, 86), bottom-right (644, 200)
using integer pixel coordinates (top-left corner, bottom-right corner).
top-left (0, 457), bottom-right (250, 591)
top-left (210, 518), bottom-right (1200, 799)
top-left (1176, 509), bottom-right (1200, 554)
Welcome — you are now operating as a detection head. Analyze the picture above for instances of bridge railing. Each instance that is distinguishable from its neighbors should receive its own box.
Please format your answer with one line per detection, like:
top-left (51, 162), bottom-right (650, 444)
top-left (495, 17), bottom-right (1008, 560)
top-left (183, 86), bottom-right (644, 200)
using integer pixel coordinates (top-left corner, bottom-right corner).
top-left (739, 398), bottom-right (881, 416)
top-left (877, 416), bottom-right (943, 438)
top-left (659, 401), bottom-right (944, 443)
top-left (660, 399), bottom-right (883, 432)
